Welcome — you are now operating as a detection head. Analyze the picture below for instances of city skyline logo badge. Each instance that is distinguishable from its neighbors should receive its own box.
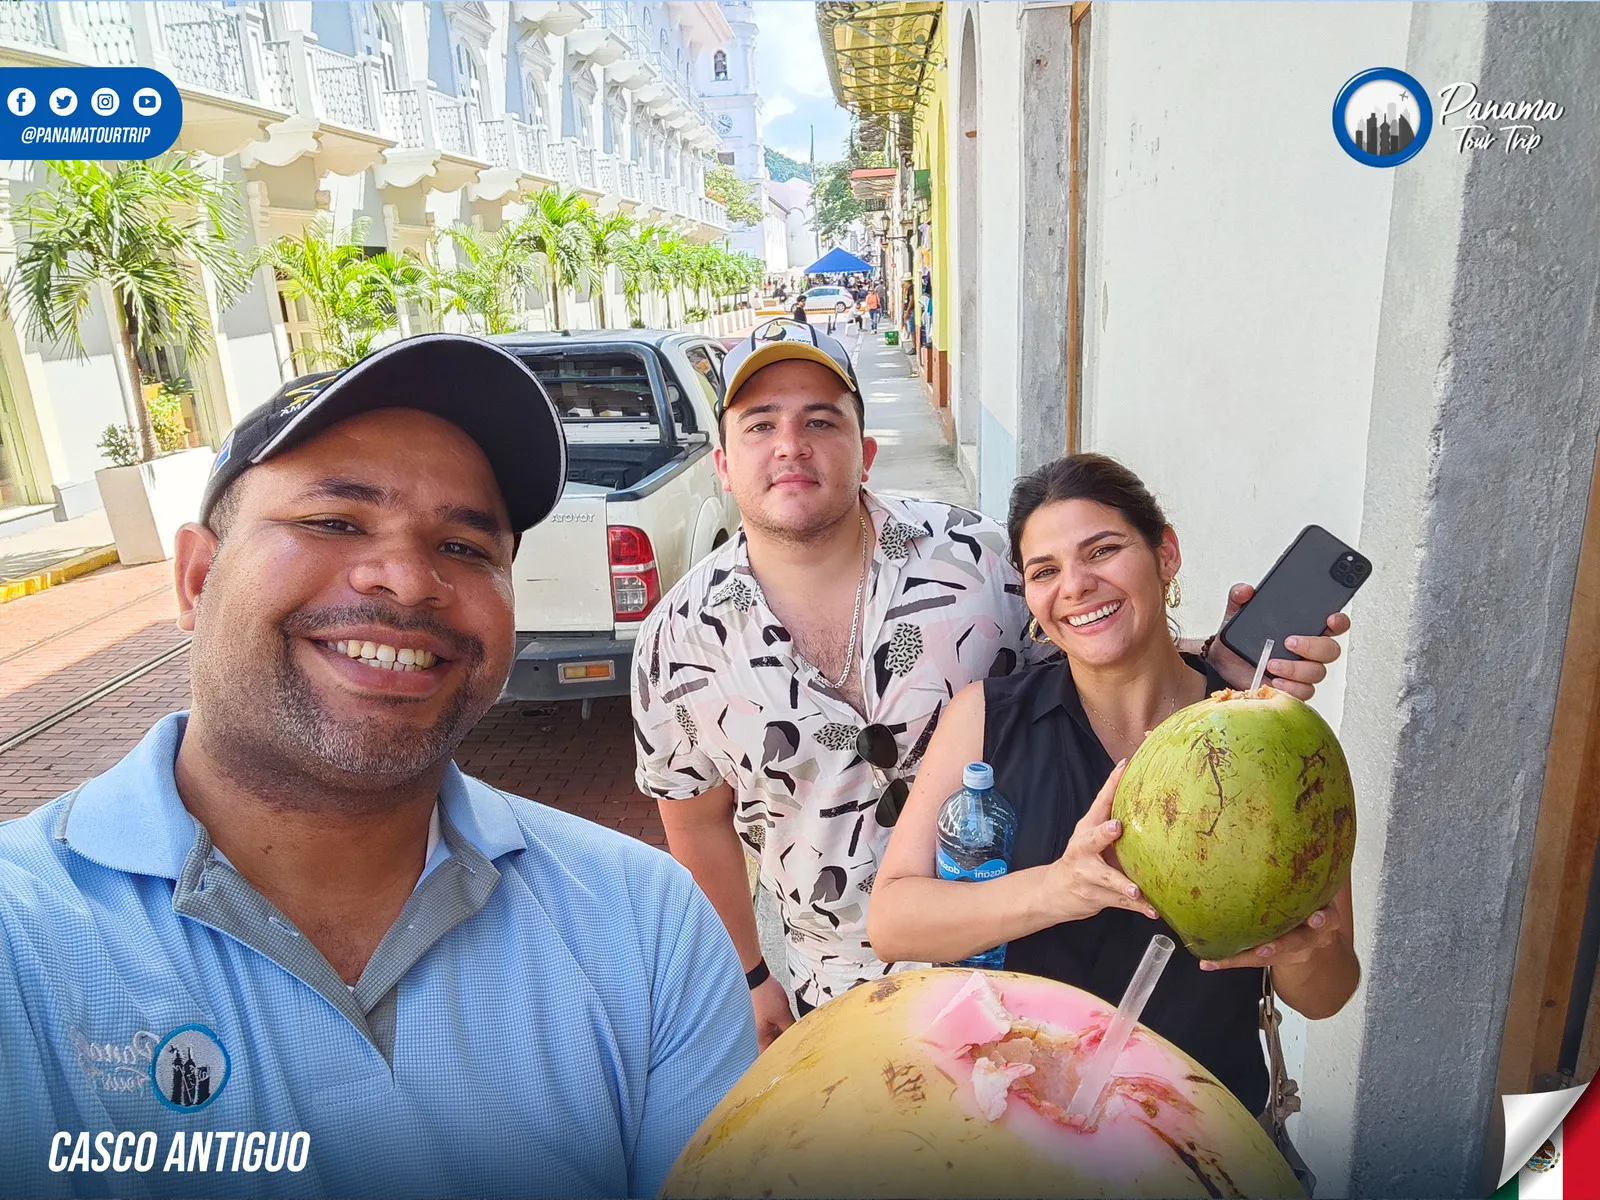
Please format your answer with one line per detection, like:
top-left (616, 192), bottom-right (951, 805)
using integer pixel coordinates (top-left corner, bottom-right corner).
top-left (1333, 67), bottom-right (1433, 167)
top-left (150, 1024), bottom-right (231, 1113)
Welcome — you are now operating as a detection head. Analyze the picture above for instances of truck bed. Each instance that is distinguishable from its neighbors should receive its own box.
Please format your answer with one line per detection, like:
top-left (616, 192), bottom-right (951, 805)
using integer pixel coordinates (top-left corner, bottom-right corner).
top-left (565, 443), bottom-right (684, 493)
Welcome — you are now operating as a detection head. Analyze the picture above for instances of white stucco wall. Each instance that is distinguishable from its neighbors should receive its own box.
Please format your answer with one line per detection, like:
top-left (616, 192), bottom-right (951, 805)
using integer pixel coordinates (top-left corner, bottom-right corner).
top-left (1080, 1), bottom-right (1413, 738)
top-left (1078, 1), bottom-right (1413, 1125)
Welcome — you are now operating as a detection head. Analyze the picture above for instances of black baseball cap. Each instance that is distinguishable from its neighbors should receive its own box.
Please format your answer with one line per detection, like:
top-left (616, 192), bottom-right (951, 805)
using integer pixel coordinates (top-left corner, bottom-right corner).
top-left (718, 319), bottom-right (863, 420)
top-left (199, 334), bottom-right (566, 534)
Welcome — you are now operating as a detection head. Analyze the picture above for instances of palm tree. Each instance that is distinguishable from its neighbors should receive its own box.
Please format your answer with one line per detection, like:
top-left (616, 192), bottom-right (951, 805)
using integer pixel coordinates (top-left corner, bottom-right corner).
top-left (252, 217), bottom-right (398, 371)
top-left (9, 156), bottom-right (250, 461)
top-left (431, 223), bottom-right (542, 335)
top-left (516, 187), bottom-right (594, 330)
top-left (613, 224), bottom-right (653, 326)
top-left (582, 208), bottom-right (636, 329)
top-left (654, 233), bottom-right (690, 327)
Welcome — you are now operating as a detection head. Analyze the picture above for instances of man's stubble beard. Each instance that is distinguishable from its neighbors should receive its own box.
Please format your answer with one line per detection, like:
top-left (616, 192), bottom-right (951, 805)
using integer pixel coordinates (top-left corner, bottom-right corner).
top-left (189, 597), bottom-right (503, 815)
top-left (737, 478), bottom-right (864, 548)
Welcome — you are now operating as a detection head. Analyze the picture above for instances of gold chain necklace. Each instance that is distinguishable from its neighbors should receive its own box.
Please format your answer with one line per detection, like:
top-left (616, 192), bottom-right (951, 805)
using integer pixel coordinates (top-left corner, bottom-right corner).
top-left (1081, 690), bottom-right (1180, 749)
top-left (829, 511), bottom-right (871, 690)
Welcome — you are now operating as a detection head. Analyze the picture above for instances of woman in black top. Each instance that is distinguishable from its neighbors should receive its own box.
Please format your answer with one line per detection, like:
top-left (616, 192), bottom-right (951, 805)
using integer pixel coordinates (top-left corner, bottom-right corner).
top-left (871, 453), bottom-right (1360, 1115)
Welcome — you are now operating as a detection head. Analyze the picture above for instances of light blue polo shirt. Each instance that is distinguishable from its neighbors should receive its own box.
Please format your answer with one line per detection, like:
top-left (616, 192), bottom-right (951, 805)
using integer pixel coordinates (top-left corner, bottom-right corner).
top-left (0, 714), bottom-right (757, 1199)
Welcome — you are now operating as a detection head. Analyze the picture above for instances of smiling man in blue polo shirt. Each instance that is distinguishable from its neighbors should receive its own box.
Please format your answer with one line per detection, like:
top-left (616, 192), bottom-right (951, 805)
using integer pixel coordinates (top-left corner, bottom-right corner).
top-left (0, 335), bottom-right (756, 1199)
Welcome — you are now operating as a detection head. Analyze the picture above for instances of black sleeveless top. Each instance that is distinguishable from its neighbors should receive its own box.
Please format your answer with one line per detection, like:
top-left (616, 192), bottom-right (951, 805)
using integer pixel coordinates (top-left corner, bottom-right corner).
top-left (983, 654), bottom-right (1268, 1115)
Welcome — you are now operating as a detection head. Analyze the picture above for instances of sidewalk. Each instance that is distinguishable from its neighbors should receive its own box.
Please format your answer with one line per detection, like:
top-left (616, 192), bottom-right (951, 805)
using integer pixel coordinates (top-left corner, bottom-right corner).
top-left (0, 511), bottom-right (118, 604)
top-left (847, 324), bottom-right (971, 506)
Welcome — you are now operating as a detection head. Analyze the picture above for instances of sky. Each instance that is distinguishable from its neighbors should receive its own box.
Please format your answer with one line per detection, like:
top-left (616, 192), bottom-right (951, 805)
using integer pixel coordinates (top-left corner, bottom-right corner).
top-left (750, 2), bottom-right (853, 168)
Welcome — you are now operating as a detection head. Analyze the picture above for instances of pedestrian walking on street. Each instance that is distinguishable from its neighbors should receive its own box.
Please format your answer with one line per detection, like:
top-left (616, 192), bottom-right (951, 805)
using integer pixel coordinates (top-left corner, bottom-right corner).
top-left (869, 452), bottom-right (1359, 1122)
top-left (791, 295), bottom-right (808, 325)
top-left (0, 336), bottom-right (755, 1199)
top-left (865, 287), bottom-right (881, 332)
top-left (631, 321), bottom-right (1350, 1049)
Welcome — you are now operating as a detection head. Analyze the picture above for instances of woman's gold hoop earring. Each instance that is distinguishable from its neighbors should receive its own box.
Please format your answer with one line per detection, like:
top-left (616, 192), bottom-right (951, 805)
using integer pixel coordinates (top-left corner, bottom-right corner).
top-left (1165, 577), bottom-right (1182, 609)
top-left (1027, 618), bottom-right (1054, 645)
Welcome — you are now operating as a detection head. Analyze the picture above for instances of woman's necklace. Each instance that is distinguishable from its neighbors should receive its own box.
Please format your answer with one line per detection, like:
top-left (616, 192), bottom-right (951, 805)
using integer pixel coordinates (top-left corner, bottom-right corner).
top-left (830, 512), bottom-right (871, 690)
top-left (1081, 689), bottom-right (1180, 751)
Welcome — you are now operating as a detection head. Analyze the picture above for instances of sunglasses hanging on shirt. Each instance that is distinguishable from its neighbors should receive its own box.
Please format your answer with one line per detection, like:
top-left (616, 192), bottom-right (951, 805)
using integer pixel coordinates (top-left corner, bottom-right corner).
top-left (857, 723), bottom-right (910, 827)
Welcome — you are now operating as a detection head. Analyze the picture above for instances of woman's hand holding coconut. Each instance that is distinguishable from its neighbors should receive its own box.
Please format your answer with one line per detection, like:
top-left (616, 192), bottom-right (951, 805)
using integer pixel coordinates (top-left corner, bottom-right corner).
top-left (1045, 760), bottom-right (1161, 924)
top-left (1198, 883), bottom-right (1359, 1021)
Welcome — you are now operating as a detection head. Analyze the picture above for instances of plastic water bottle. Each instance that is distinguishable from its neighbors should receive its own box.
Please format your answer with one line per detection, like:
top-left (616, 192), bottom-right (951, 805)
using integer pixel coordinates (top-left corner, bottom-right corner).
top-left (935, 762), bottom-right (1018, 969)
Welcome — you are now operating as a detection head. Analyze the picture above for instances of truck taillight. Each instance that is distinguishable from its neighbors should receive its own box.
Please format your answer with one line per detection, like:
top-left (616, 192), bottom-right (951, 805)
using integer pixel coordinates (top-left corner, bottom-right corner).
top-left (608, 525), bottom-right (661, 621)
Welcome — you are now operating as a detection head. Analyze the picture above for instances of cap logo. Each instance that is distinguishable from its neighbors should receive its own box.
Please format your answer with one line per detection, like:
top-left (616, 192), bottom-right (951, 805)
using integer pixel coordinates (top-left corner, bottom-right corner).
top-left (277, 373), bottom-right (339, 418)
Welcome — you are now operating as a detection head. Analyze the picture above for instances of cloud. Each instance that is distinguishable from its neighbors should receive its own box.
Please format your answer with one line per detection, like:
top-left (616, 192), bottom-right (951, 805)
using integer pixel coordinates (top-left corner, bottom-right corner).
top-left (750, 1), bottom-right (853, 163)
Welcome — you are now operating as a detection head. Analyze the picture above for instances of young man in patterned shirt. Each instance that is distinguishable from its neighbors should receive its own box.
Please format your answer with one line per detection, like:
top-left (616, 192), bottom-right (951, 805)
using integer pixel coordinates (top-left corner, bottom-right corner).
top-left (631, 324), bottom-right (1348, 1049)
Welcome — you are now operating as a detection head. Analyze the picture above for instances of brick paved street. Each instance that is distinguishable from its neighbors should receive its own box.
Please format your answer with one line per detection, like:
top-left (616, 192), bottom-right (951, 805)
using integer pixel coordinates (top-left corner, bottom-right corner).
top-left (0, 564), bottom-right (659, 842)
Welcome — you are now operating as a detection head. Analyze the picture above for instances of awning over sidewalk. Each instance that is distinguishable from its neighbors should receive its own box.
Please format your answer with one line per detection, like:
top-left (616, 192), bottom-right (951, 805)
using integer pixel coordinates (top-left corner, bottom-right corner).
top-left (816, 1), bottom-right (942, 160)
top-left (807, 248), bottom-right (876, 275)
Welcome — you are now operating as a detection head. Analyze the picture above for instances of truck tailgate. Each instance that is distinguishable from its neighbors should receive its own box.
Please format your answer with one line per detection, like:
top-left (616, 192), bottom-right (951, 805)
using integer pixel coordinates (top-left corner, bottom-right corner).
top-left (513, 484), bottom-right (611, 633)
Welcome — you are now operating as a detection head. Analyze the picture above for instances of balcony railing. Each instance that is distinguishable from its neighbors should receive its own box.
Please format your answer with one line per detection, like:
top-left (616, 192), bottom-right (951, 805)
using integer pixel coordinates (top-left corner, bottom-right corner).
top-left (514, 119), bottom-right (547, 176)
top-left (79, 2), bottom-right (138, 67)
top-left (382, 88), bottom-right (422, 147)
top-left (571, 140), bottom-right (596, 189)
top-left (0, 2), bottom-right (53, 48)
top-left (429, 90), bottom-right (478, 157)
top-left (310, 43), bottom-right (375, 130)
top-left (594, 152), bottom-right (617, 196)
top-left (156, 2), bottom-right (251, 98)
top-left (259, 38), bottom-right (293, 110)
top-left (547, 140), bottom-right (573, 187)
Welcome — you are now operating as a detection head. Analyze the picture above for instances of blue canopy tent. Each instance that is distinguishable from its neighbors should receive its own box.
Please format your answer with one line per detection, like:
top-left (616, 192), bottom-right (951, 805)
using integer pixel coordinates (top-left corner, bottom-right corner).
top-left (805, 247), bottom-right (875, 275)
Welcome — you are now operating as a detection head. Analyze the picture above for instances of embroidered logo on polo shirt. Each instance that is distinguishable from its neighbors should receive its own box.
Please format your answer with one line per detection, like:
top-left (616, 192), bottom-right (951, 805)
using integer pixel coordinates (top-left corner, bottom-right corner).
top-left (71, 1028), bottom-right (161, 1096)
top-left (151, 1025), bottom-right (231, 1113)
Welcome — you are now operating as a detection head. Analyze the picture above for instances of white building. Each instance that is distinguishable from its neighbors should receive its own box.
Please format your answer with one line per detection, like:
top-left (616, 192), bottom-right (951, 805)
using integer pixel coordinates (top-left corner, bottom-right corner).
top-left (0, 0), bottom-right (731, 537)
top-left (696, 0), bottom-right (803, 274)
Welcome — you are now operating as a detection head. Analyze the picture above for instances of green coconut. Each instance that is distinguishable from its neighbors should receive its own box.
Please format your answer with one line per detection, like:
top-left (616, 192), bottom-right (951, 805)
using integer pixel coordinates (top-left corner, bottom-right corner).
top-left (1112, 686), bottom-right (1356, 961)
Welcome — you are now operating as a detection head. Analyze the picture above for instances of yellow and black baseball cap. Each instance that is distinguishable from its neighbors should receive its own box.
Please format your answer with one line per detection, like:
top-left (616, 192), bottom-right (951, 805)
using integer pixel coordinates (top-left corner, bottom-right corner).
top-left (200, 334), bottom-right (566, 533)
top-left (718, 319), bottom-right (863, 420)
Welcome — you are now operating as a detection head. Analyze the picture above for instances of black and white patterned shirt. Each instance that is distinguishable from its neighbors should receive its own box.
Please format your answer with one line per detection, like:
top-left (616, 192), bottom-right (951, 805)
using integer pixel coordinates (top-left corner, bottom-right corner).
top-left (632, 491), bottom-right (1041, 1007)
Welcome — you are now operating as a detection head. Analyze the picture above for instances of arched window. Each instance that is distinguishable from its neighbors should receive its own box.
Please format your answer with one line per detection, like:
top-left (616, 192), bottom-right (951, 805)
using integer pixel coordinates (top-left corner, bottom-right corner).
top-left (525, 74), bottom-right (546, 127)
top-left (713, 50), bottom-right (727, 81)
top-left (454, 42), bottom-right (482, 111)
top-left (375, 7), bottom-right (401, 91)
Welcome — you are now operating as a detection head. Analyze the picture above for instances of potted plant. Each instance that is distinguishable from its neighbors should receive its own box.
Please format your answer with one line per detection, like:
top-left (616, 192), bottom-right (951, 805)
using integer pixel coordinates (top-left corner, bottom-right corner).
top-left (8, 156), bottom-right (250, 563)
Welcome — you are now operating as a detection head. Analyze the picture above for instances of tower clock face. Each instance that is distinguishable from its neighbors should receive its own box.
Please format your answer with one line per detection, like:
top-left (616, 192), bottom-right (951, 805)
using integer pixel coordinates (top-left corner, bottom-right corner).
top-left (717, 113), bottom-right (734, 134)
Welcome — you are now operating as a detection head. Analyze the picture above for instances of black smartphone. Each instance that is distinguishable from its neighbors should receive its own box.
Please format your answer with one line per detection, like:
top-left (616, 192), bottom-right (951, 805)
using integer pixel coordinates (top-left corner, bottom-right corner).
top-left (1219, 525), bottom-right (1371, 667)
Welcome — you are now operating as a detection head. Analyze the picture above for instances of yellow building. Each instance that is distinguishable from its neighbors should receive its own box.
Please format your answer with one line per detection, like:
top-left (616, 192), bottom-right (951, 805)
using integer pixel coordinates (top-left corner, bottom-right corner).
top-left (817, 2), bottom-right (951, 431)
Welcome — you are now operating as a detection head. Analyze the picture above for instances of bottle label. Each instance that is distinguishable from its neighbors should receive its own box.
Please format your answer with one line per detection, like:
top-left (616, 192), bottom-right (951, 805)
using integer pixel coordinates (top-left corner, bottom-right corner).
top-left (937, 847), bottom-right (1009, 882)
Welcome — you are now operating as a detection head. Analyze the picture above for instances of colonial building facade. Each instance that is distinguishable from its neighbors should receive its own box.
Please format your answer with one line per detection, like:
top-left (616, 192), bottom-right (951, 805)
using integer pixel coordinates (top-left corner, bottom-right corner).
top-left (0, 0), bottom-right (730, 535)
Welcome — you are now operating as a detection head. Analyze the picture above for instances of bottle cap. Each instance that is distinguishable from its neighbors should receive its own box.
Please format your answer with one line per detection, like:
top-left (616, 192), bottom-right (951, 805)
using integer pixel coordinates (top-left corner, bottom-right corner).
top-left (963, 762), bottom-right (994, 791)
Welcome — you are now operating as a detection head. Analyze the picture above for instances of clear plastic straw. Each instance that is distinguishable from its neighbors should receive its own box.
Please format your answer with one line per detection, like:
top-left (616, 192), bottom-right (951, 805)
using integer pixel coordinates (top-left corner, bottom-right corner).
top-left (1065, 934), bottom-right (1175, 1122)
top-left (1249, 638), bottom-right (1274, 692)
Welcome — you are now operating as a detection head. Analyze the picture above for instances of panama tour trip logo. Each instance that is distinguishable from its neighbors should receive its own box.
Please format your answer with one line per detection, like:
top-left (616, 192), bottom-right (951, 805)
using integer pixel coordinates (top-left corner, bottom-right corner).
top-left (1335, 68), bottom-right (1565, 167)
top-left (1333, 67), bottom-right (1432, 167)
top-left (151, 1025), bottom-right (230, 1112)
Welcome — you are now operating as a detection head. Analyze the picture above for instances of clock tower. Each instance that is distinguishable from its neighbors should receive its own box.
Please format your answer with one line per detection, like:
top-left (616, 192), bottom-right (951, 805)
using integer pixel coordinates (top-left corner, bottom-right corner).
top-left (699, 1), bottom-right (765, 187)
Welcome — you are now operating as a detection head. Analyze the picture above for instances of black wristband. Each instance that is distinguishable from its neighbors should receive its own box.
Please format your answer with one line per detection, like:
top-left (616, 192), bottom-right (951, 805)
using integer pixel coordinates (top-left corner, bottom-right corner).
top-left (745, 959), bottom-right (770, 990)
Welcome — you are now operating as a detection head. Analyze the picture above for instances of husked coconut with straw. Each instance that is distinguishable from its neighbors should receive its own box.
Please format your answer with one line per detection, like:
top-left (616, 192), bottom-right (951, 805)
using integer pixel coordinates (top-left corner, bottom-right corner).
top-left (661, 969), bottom-right (1304, 1199)
top-left (1111, 685), bottom-right (1357, 962)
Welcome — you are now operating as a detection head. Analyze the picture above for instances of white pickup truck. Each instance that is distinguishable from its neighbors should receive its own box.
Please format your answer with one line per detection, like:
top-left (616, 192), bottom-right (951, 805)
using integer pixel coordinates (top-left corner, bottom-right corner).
top-left (491, 331), bottom-right (741, 711)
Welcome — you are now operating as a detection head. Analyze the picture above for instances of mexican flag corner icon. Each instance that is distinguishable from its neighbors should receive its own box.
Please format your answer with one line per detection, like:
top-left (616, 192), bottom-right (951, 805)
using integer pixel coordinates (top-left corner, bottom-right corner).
top-left (1492, 1082), bottom-right (1597, 1198)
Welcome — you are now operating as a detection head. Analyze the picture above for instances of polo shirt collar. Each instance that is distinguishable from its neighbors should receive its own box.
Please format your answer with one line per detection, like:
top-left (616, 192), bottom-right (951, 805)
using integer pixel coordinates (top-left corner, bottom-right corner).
top-left (60, 712), bottom-right (529, 879)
